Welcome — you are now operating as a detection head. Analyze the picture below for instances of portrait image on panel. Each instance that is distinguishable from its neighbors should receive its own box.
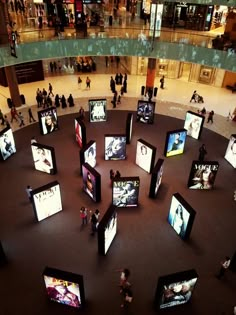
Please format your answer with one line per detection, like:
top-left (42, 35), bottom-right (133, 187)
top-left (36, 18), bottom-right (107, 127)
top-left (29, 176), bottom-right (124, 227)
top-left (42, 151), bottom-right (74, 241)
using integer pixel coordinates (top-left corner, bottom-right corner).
top-left (31, 143), bottom-right (56, 174)
top-left (167, 194), bottom-right (193, 239)
top-left (32, 182), bottom-right (62, 222)
top-left (135, 139), bottom-right (156, 173)
top-left (105, 135), bottom-right (126, 160)
top-left (155, 270), bottom-right (198, 310)
top-left (89, 99), bottom-right (107, 122)
top-left (112, 178), bottom-right (140, 207)
top-left (184, 111), bottom-right (204, 140)
top-left (82, 163), bottom-right (101, 202)
top-left (75, 118), bottom-right (86, 148)
top-left (164, 129), bottom-right (187, 157)
top-left (136, 100), bottom-right (155, 124)
top-left (188, 161), bottom-right (219, 190)
top-left (84, 141), bottom-right (96, 168)
top-left (38, 107), bottom-right (58, 135)
top-left (0, 127), bottom-right (16, 160)
top-left (126, 113), bottom-right (133, 144)
top-left (43, 267), bottom-right (85, 309)
top-left (224, 134), bottom-right (236, 168)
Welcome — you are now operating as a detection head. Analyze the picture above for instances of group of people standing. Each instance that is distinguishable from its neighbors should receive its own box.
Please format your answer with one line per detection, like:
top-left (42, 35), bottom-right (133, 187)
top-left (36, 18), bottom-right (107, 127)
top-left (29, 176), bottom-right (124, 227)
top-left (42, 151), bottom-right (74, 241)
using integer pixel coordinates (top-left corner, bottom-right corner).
top-left (36, 84), bottom-right (75, 109)
top-left (110, 73), bottom-right (128, 108)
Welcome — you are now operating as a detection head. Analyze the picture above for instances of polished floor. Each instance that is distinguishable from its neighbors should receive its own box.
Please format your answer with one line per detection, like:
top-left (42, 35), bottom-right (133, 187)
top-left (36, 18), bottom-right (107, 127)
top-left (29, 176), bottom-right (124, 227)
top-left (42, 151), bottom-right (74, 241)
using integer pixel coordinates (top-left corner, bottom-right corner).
top-left (0, 61), bottom-right (236, 139)
top-left (0, 108), bottom-right (236, 315)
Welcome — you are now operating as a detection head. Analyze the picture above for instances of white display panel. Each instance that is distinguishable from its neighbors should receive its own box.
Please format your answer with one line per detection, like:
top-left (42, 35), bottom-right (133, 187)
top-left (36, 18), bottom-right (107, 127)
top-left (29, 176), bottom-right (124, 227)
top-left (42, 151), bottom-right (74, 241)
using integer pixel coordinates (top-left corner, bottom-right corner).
top-left (135, 140), bottom-right (154, 173)
top-left (84, 142), bottom-right (96, 168)
top-left (104, 213), bottom-right (117, 254)
top-left (33, 184), bottom-right (62, 222)
top-left (31, 145), bottom-right (54, 174)
top-left (184, 112), bottom-right (204, 140)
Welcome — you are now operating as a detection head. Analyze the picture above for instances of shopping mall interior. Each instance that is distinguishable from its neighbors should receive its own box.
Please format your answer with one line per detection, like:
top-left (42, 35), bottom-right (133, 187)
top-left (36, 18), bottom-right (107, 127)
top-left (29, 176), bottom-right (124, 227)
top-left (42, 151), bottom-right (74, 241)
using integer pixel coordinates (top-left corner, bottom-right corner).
top-left (0, 0), bottom-right (236, 314)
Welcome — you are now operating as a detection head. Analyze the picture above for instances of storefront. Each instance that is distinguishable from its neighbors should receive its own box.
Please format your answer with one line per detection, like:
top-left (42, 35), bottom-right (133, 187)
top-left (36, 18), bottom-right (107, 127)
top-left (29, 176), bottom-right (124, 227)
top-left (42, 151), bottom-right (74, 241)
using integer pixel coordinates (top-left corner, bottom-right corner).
top-left (161, 2), bottom-right (213, 31)
top-left (135, 57), bottom-right (225, 87)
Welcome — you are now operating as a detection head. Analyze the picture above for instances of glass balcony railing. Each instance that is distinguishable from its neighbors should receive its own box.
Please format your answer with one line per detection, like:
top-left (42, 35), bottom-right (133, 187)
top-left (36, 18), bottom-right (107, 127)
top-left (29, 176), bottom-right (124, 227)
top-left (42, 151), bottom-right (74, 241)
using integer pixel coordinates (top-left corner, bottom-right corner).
top-left (14, 26), bottom-right (215, 50)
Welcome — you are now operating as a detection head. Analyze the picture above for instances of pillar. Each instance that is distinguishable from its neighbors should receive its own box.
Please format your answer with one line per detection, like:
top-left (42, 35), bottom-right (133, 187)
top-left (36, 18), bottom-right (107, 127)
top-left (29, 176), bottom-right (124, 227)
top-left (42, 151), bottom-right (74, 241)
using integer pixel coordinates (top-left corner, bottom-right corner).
top-left (0, 1), bottom-right (21, 107)
top-left (145, 58), bottom-right (157, 93)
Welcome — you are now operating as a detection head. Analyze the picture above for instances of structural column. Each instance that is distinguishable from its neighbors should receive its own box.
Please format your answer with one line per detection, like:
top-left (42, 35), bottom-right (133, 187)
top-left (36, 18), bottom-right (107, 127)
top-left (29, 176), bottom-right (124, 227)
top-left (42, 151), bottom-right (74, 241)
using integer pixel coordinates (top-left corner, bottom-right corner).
top-left (145, 58), bottom-right (157, 94)
top-left (0, 1), bottom-right (21, 107)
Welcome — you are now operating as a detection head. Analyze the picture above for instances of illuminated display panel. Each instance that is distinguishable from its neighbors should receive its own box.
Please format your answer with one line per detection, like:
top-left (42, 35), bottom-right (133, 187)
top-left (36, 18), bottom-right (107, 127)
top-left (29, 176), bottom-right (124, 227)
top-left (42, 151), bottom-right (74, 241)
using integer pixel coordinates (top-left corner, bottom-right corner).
top-left (0, 127), bottom-right (16, 161)
top-left (135, 138), bottom-right (156, 173)
top-left (167, 193), bottom-right (196, 240)
top-left (224, 134), bottom-right (236, 168)
top-left (82, 163), bottom-right (101, 202)
top-left (149, 159), bottom-right (164, 198)
top-left (98, 205), bottom-right (117, 255)
top-left (164, 129), bottom-right (187, 157)
top-left (38, 107), bottom-right (58, 135)
top-left (31, 143), bottom-right (57, 174)
top-left (75, 118), bottom-right (86, 148)
top-left (136, 100), bottom-right (155, 124)
top-left (80, 140), bottom-right (96, 174)
top-left (89, 99), bottom-right (107, 122)
top-left (184, 111), bottom-right (204, 140)
top-left (155, 269), bottom-right (198, 310)
top-left (112, 177), bottom-right (140, 208)
top-left (105, 135), bottom-right (126, 160)
top-left (32, 181), bottom-right (62, 222)
top-left (187, 161), bottom-right (219, 190)
top-left (43, 267), bottom-right (85, 309)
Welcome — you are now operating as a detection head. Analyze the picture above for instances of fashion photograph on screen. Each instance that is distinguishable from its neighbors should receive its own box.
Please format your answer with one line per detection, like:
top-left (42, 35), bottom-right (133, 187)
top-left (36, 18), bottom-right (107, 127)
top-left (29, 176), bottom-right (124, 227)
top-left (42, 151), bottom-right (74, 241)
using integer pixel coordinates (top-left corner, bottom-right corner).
top-left (189, 166), bottom-right (217, 190)
top-left (90, 102), bottom-right (106, 121)
top-left (171, 205), bottom-right (185, 237)
top-left (45, 277), bottom-right (81, 308)
top-left (105, 137), bottom-right (126, 160)
top-left (168, 133), bottom-right (184, 153)
top-left (160, 278), bottom-right (197, 309)
top-left (137, 102), bottom-right (154, 124)
top-left (32, 146), bottom-right (53, 174)
top-left (185, 116), bottom-right (202, 139)
top-left (43, 113), bottom-right (58, 134)
top-left (113, 181), bottom-right (138, 207)
top-left (85, 145), bottom-right (96, 168)
top-left (0, 132), bottom-right (16, 160)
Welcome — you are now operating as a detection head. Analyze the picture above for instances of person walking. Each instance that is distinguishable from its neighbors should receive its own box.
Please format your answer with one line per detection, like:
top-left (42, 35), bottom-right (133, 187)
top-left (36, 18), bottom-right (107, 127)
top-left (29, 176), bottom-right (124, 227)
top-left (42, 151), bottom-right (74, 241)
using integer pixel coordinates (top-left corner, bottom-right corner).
top-left (190, 90), bottom-right (197, 102)
top-left (28, 108), bottom-right (36, 123)
top-left (78, 106), bottom-right (85, 120)
top-left (26, 185), bottom-right (33, 202)
top-left (80, 206), bottom-right (88, 225)
top-left (18, 112), bottom-right (25, 127)
top-left (48, 83), bottom-right (54, 97)
top-left (86, 77), bottom-right (91, 89)
top-left (121, 286), bottom-right (133, 308)
top-left (216, 256), bottom-right (231, 279)
top-left (78, 76), bottom-right (82, 89)
top-left (90, 209), bottom-right (100, 235)
top-left (160, 75), bottom-right (165, 89)
top-left (207, 110), bottom-right (214, 123)
top-left (115, 170), bottom-right (121, 178)
top-left (198, 144), bottom-right (207, 162)
top-left (38, 13), bottom-right (43, 38)
top-left (67, 94), bottom-right (74, 107)
top-left (10, 106), bottom-right (18, 123)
